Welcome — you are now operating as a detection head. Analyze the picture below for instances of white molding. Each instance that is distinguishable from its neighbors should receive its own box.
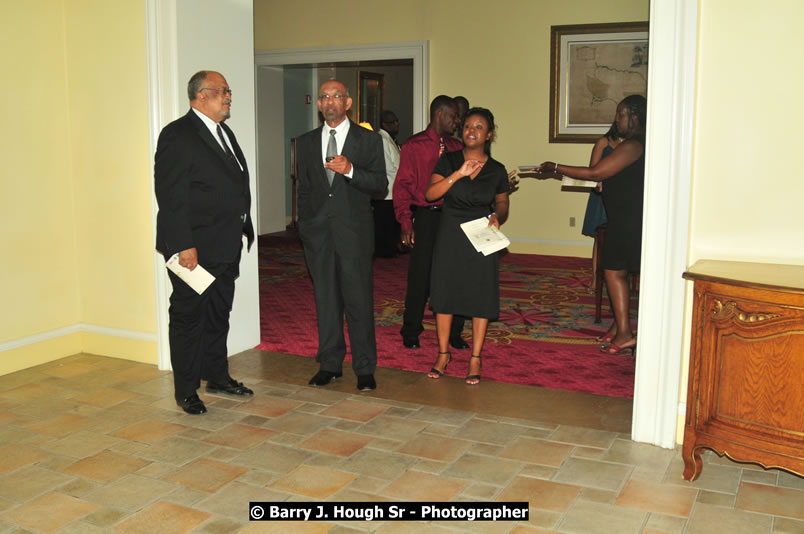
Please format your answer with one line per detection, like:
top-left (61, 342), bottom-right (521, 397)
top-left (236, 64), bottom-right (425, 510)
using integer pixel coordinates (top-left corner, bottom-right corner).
top-left (145, 0), bottom-right (178, 371)
top-left (631, 0), bottom-right (698, 448)
top-left (0, 324), bottom-right (157, 353)
top-left (255, 41), bottom-right (429, 134)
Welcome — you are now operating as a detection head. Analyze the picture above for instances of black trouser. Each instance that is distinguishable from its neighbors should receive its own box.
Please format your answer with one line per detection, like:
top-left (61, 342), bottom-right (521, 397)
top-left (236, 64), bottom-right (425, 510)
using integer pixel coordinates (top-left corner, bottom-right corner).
top-left (167, 260), bottom-right (238, 398)
top-left (400, 206), bottom-right (465, 340)
top-left (371, 199), bottom-right (400, 258)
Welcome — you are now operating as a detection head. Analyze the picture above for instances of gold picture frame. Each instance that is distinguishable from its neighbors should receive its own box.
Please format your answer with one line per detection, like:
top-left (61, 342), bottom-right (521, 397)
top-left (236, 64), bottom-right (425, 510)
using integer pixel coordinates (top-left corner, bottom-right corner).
top-left (549, 22), bottom-right (649, 143)
top-left (357, 71), bottom-right (384, 131)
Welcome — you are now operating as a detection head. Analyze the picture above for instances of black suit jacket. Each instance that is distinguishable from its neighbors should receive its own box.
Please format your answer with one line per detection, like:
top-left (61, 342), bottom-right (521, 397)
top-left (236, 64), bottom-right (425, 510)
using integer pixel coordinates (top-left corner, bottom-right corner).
top-left (296, 120), bottom-right (387, 251)
top-left (154, 109), bottom-right (254, 264)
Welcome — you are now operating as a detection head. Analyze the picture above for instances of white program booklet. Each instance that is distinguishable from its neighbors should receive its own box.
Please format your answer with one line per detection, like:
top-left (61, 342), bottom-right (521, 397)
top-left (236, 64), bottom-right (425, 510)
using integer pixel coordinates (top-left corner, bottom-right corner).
top-left (166, 253), bottom-right (215, 294)
top-left (460, 217), bottom-right (511, 256)
top-left (561, 176), bottom-right (598, 189)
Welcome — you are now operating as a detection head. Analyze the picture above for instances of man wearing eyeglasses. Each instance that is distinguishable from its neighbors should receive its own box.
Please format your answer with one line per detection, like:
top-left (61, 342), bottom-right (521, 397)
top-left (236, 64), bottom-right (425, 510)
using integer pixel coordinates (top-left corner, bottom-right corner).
top-left (296, 79), bottom-right (387, 391)
top-left (154, 70), bottom-right (255, 415)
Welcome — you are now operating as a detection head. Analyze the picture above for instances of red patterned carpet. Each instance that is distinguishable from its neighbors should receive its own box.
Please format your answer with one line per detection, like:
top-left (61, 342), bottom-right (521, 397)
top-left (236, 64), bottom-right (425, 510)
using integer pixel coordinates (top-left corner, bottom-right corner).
top-left (257, 235), bottom-right (636, 398)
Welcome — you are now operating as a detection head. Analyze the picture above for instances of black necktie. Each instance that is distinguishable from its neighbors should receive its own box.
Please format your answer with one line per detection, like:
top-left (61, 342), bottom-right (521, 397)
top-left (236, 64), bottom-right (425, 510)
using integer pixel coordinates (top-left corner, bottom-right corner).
top-left (216, 124), bottom-right (237, 164)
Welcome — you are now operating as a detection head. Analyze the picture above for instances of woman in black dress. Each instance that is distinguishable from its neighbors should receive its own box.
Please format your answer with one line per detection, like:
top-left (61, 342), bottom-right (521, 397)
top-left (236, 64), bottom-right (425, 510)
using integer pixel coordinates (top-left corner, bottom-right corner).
top-left (537, 95), bottom-right (646, 355)
top-left (424, 108), bottom-right (510, 384)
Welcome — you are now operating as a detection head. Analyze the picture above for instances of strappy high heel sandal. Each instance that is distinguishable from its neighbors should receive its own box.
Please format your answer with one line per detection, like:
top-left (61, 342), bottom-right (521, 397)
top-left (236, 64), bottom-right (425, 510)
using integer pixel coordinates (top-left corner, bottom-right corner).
top-left (428, 351), bottom-right (451, 379)
top-left (465, 355), bottom-right (482, 385)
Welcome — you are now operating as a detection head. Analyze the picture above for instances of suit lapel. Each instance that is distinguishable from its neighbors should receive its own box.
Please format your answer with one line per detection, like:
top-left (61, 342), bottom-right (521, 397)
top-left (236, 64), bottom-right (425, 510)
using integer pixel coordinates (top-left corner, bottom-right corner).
top-left (188, 111), bottom-right (243, 177)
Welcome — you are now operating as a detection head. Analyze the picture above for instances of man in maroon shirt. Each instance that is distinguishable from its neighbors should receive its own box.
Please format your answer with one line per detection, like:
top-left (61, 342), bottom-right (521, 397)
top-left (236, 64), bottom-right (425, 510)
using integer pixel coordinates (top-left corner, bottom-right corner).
top-left (393, 95), bottom-right (469, 350)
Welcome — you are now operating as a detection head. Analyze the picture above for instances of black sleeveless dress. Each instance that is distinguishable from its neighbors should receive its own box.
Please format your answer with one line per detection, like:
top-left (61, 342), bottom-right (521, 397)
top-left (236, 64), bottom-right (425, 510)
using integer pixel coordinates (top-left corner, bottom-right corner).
top-left (429, 151), bottom-right (510, 319)
top-left (600, 142), bottom-right (645, 272)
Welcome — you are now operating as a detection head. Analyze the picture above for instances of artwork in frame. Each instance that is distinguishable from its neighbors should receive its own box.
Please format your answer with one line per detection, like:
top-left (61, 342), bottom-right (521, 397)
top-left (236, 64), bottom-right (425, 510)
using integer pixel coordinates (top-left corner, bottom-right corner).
top-left (549, 22), bottom-right (649, 143)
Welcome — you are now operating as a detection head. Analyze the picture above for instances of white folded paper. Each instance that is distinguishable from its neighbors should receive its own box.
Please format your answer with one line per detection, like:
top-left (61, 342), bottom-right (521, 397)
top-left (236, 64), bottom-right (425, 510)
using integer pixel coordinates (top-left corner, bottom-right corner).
top-left (460, 217), bottom-right (511, 256)
top-left (561, 176), bottom-right (598, 189)
top-left (166, 253), bottom-right (215, 294)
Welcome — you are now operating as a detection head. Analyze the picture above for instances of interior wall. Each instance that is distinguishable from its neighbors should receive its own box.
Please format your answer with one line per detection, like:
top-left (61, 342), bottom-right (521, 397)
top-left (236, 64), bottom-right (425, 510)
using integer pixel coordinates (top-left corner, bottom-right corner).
top-left (253, 0), bottom-right (650, 257)
top-left (0, 0), bottom-right (157, 374)
top-left (283, 68), bottom-right (315, 218)
top-left (257, 66), bottom-right (286, 234)
top-left (674, 0), bottom-right (804, 441)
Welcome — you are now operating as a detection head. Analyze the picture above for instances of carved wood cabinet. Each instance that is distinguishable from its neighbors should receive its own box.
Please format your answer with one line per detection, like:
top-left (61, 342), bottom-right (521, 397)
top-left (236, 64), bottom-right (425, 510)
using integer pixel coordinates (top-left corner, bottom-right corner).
top-left (682, 260), bottom-right (804, 481)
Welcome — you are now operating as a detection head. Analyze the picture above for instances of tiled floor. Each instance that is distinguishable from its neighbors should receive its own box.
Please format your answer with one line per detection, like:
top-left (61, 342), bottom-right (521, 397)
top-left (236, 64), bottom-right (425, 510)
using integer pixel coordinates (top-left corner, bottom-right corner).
top-left (0, 349), bottom-right (801, 533)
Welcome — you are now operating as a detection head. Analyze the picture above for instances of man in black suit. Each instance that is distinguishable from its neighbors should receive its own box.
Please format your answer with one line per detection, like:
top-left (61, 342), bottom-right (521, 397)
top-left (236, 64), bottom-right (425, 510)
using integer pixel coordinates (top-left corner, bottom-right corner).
top-left (154, 70), bottom-right (255, 415)
top-left (296, 79), bottom-right (387, 391)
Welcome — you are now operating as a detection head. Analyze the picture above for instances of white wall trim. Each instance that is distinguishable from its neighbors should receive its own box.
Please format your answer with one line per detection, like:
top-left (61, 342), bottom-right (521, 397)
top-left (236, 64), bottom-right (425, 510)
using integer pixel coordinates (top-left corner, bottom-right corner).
top-left (0, 324), bottom-right (157, 353)
top-left (255, 41), bottom-right (430, 134)
top-left (632, 0), bottom-right (698, 448)
top-left (145, 0), bottom-right (179, 371)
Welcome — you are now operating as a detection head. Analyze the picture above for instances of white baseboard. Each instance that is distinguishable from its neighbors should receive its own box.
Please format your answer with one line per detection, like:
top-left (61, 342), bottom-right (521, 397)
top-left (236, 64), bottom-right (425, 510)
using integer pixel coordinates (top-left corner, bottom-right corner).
top-left (0, 323), bottom-right (157, 353)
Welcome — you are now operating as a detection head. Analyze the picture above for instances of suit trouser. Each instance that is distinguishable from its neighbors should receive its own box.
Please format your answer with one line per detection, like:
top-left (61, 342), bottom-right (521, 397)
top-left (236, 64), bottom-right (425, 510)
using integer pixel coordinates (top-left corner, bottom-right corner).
top-left (400, 207), bottom-right (465, 340)
top-left (302, 234), bottom-right (377, 376)
top-left (371, 199), bottom-right (401, 258)
top-left (167, 260), bottom-right (238, 398)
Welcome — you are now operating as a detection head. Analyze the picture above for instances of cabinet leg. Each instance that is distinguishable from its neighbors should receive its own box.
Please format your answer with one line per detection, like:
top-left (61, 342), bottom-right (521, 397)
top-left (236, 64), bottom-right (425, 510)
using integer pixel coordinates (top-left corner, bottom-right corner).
top-left (682, 445), bottom-right (703, 481)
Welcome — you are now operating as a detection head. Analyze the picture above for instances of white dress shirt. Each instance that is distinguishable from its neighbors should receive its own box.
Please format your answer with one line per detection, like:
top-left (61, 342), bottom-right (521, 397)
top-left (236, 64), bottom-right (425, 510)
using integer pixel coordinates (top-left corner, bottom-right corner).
top-left (320, 118), bottom-right (354, 178)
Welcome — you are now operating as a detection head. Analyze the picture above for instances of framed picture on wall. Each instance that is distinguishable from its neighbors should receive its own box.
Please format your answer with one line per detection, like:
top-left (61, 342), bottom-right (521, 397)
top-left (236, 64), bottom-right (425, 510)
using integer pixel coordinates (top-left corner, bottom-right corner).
top-left (549, 21), bottom-right (649, 143)
top-left (357, 71), bottom-right (384, 131)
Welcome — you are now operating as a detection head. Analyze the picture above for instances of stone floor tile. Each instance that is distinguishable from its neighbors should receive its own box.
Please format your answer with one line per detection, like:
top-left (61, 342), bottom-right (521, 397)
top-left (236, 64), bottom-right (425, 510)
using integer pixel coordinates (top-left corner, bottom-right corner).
top-left (778, 472), bottom-right (804, 491)
top-left (297, 428), bottom-right (374, 457)
top-left (553, 457), bottom-right (632, 491)
top-left (201, 423), bottom-right (278, 450)
top-left (406, 405), bottom-right (474, 426)
top-left (462, 482), bottom-right (500, 500)
top-left (238, 521), bottom-right (334, 533)
top-left (194, 516), bottom-right (248, 534)
top-left (665, 457), bottom-right (742, 494)
top-left (396, 434), bottom-right (472, 463)
top-left (335, 448), bottom-right (418, 480)
top-left (263, 412), bottom-right (333, 435)
top-left (270, 465), bottom-right (356, 499)
top-left (230, 442), bottom-right (313, 473)
top-left (499, 437), bottom-right (574, 468)
top-left (742, 469), bottom-right (781, 486)
top-left (557, 499), bottom-right (647, 534)
top-left (773, 517), bottom-right (804, 534)
top-left (61, 450), bottom-right (149, 483)
top-left (23, 414), bottom-right (97, 438)
top-left (696, 489), bottom-right (736, 506)
top-left (111, 419), bottom-right (188, 444)
top-left (161, 457), bottom-right (248, 493)
top-left (380, 470), bottom-right (465, 501)
top-left (194, 481), bottom-right (288, 519)
top-left (579, 487), bottom-right (619, 505)
top-left (644, 512), bottom-right (688, 534)
top-left (1, 492), bottom-right (99, 532)
top-left (442, 453), bottom-right (522, 486)
top-left (233, 395), bottom-right (303, 418)
top-left (161, 486), bottom-right (210, 507)
top-left (615, 479), bottom-right (696, 516)
top-left (354, 415), bottom-right (428, 441)
top-left (0, 383), bottom-right (73, 403)
top-left (0, 465), bottom-right (74, 501)
top-left (83, 474), bottom-right (176, 511)
top-left (519, 464), bottom-right (558, 480)
top-left (548, 425), bottom-right (618, 449)
top-left (687, 502), bottom-right (773, 534)
top-left (39, 431), bottom-right (121, 459)
top-left (0, 444), bottom-right (50, 474)
top-left (319, 399), bottom-right (388, 422)
top-left (497, 477), bottom-right (580, 513)
top-left (452, 419), bottom-right (531, 446)
top-left (114, 500), bottom-right (211, 534)
top-left (70, 387), bottom-right (137, 408)
top-left (57, 478), bottom-right (100, 498)
top-left (134, 436), bottom-right (216, 465)
top-left (83, 506), bottom-right (129, 527)
top-left (735, 481), bottom-right (804, 520)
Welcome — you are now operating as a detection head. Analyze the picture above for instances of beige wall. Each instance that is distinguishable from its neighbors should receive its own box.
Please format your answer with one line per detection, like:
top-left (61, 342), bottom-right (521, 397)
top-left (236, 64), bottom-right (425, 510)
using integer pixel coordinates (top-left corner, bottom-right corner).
top-left (0, 1), bottom-right (156, 375)
top-left (254, 0), bottom-right (650, 256)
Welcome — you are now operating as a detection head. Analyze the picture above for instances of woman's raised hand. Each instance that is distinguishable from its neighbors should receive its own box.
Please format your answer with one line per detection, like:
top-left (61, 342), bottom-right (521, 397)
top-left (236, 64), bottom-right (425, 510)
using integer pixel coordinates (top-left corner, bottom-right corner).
top-left (458, 159), bottom-right (485, 177)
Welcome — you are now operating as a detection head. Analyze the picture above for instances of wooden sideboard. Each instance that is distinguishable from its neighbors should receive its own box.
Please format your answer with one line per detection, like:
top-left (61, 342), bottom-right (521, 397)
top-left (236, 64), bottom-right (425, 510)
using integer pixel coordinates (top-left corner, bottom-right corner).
top-left (682, 260), bottom-right (804, 481)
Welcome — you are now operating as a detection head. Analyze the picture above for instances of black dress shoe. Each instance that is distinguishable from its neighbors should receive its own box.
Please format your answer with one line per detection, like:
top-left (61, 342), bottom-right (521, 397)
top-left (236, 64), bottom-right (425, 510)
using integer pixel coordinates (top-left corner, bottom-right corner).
top-left (403, 337), bottom-right (420, 349)
top-left (308, 370), bottom-right (342, 386)
top-left (449, 337), bottom-right (471, 350)
top-left (206, 378), bottom-right (254, 396)
top-left (175, 394), bottom-right (207, 415)
top-left (357, 374), bottom-right (377, 391)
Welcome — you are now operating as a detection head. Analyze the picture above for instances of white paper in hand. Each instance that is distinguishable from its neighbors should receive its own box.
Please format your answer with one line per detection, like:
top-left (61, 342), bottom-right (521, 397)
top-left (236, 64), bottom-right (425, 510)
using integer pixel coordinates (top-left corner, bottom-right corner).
top-left (460, 217), bottom-right (511, 256)
top-left (166, 253), bottom-right (215, 294)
